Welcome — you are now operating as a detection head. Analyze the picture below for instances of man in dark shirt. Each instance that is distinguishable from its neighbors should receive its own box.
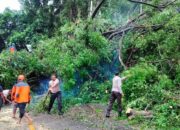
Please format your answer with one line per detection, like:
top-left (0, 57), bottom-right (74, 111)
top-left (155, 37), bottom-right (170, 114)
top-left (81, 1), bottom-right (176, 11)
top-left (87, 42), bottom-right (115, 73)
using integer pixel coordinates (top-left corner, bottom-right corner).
top-left (0, 85), bottom-right (3, 92)
top-left (0, 85), bottom-right (4, 111)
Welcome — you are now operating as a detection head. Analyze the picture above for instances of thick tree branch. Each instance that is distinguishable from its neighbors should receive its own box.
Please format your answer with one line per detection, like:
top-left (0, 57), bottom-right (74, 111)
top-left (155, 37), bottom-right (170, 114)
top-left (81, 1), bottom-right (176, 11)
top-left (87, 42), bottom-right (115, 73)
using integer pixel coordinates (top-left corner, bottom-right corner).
top-left (128, 0), bottom-right (160, 9)
top-left (108, 27), bottom-right (133, 39)
top-left (91, 0), bottom-right (106, 19)
top-left (118, 32), bottom-right (127, 70)
top-left (128, 0), bottom-right (177, 11)
top-left (103, 12), bottom-right (146, 37)
top-left (108, 24), bottom-right (163, 40)
top-left (84, 0), bottom-right (106, 30)
top-left (102, 0), bottom-right (175, 40)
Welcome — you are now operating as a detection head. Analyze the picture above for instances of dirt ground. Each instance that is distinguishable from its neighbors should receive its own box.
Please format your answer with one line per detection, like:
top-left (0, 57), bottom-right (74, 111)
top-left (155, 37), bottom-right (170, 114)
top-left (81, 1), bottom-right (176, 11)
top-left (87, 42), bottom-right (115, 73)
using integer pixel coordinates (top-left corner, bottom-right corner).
top-left (0, 104), bottom-right (135, 130)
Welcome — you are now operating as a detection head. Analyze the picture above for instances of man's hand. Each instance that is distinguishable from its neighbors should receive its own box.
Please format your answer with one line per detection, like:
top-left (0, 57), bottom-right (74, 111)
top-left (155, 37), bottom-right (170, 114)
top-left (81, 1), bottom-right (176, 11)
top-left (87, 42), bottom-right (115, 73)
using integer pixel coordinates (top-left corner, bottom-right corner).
top-left (48, 89), bottom-right (51, 94)
top-left (122, 93), bottom-right (124, 97)
top-left (5, 97), bottom-right (12, 104)
top-left (28, 100), bottom-right (31, 104)
top-left (127, 74), bottom-right (132, 78)
top-left (123, 74), bottom-right (132, 81)
top-left (12, 101), bottom-right (16, 107)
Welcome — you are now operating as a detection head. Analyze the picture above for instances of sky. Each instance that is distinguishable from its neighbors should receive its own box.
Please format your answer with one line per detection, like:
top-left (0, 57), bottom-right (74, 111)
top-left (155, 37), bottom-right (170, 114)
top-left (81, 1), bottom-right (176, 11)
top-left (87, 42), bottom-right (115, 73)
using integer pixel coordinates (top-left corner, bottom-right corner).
top-left (0, 0), bottom-right (21, 13)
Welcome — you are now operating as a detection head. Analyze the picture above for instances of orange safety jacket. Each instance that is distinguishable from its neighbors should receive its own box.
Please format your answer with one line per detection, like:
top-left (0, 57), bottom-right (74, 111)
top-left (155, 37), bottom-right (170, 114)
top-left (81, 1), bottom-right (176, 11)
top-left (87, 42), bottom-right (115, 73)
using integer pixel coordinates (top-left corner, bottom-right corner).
top-left (13, 82), bottom-right (31, 103)
top-left (11, 85), bottom-right (16, 101)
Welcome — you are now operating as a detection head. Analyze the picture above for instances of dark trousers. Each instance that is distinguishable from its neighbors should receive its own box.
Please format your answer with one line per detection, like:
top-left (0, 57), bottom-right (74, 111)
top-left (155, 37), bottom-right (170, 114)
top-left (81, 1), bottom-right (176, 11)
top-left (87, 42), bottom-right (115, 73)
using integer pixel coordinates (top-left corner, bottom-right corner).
top-left (0, 96), bottom-right (3, 110)
top-left (17, 103), bottom-right (26, 118)
top-left (48, 91), bottom-right (62, 113)
top-left (106, 91), bottom-right (122, 116)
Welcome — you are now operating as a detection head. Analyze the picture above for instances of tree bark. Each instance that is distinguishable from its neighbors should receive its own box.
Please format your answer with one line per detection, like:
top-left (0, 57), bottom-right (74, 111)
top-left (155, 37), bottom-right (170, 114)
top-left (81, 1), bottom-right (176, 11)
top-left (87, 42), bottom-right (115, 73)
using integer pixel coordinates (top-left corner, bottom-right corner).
top-left (71, 0), bottom-right (78, 21)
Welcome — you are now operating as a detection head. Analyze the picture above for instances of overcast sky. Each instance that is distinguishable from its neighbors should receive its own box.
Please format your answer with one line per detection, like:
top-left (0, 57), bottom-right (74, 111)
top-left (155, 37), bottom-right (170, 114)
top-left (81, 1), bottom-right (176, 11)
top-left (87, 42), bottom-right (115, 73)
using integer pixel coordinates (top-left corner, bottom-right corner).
top-left (0, 0), bottom-right (21, 13)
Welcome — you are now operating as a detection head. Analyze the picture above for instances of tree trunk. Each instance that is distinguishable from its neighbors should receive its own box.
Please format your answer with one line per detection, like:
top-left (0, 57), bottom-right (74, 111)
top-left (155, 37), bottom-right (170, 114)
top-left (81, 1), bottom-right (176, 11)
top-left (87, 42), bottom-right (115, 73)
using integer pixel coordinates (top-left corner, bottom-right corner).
top-left (0, 36), bottom-right (5, 52)
top-left (71, 0), bottom-right (78, 21)
top-left (126, 108), bottom-right (153, 120)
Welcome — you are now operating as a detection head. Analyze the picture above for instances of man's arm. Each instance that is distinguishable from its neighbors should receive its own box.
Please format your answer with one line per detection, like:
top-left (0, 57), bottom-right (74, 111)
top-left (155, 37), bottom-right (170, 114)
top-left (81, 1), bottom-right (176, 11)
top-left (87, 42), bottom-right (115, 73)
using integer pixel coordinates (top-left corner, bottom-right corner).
top-left (48, 81), bottom-right (52, 92)
top-left (121, 77), bottom-right (128, 81)
top-left (121, 75), bottom-right (132, 81)
top-left (11, 86), bottom-right (16, 101)
top-left (4, 96), bottom-right (12, 103)
top-left (50, 79), bottom-right (59, 88)
top-left (28, 86), bottom-right (31, 103)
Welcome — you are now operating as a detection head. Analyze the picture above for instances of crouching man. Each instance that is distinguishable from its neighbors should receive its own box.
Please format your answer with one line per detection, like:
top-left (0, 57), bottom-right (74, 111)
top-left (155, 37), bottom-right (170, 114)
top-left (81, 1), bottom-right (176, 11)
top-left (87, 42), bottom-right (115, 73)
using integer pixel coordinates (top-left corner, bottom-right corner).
top-left (3, 89), bottom-right (12, 104)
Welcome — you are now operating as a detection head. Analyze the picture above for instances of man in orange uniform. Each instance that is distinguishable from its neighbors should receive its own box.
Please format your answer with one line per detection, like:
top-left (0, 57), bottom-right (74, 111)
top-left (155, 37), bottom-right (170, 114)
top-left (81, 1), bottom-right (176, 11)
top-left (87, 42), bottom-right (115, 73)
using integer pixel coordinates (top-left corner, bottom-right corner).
top-left (12, 75), bottom-right (32, 124)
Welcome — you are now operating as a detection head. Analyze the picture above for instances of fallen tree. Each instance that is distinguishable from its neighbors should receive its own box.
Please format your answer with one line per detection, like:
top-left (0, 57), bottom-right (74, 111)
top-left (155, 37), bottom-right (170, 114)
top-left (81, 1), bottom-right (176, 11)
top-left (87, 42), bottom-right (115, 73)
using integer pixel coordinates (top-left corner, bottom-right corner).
top-left (103, 0), bottom-right (177, 40)
top-left (101, 0), bottom-right (178, 68)
top-left (126, 107), bottom-right (153, 120)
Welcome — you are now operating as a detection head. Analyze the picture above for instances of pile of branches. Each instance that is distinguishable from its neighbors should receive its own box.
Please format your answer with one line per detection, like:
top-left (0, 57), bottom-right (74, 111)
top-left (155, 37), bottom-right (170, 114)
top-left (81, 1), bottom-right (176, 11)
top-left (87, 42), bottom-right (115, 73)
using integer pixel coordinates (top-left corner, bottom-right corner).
top-left (102, 0), bottom-right (177, 40)
top-left (92, 0), bottom-right (178, 69)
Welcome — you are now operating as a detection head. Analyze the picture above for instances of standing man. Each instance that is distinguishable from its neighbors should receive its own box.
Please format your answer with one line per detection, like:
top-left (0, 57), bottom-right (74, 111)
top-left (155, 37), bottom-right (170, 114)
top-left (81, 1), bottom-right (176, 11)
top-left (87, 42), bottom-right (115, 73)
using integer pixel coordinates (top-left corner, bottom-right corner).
top-left (106, 72), bottom-right (130, 118)
top-left (13, 75), bottom-right (32, 124)
top-left (48, 73), bottom-right (63, 115)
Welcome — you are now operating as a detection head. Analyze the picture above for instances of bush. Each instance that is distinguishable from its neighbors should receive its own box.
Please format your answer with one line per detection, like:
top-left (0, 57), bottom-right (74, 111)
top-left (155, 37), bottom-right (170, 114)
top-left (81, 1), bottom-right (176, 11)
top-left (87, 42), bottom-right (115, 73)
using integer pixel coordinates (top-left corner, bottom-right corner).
top-left (153, 102), bottom-right (180, 128)
top-left (79, 80), bottom-right (111, 103)
top-left (122, 63), bottom-right (157, 102)
top-left (0, 51), bottom-right (45, 88)
top-left (121, 63), bottom-right (178, 128)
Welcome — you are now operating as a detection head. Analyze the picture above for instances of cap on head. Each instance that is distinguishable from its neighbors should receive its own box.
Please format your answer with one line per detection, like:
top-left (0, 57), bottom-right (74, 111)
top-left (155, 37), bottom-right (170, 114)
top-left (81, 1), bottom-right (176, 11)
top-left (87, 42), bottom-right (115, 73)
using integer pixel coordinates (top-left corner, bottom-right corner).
top-left (18, 75), bottom-right (25, 81)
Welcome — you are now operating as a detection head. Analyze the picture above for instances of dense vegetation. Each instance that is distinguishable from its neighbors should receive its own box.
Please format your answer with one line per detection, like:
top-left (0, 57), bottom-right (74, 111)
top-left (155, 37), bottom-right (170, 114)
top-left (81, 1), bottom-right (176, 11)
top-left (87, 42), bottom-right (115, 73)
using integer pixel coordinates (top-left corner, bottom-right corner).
top-left (0, 0), bottom-right (179, 129)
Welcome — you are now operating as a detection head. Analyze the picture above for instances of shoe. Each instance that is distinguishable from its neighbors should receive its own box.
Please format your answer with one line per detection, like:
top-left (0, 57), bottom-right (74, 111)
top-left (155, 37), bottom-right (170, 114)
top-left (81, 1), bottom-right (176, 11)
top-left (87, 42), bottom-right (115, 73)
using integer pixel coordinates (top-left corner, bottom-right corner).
top-left (58, 111), bottom-right (63, 115)
top-left (118, 112), bottom-right (122, 117)
top-left (47, 111), bottom-right (51, 114)
top-left (106, 113), bottom-right (110, 118)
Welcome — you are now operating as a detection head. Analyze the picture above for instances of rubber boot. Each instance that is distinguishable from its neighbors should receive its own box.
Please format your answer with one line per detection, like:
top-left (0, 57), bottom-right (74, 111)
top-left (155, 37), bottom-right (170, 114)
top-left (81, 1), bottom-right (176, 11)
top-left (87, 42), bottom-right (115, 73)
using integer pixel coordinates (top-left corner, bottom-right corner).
top-left (118, 112), bottom-right (122, 117)
top-left (106, 111), bottom-right (110, 118)
top-left (58, 111), bottom-right (64, 115)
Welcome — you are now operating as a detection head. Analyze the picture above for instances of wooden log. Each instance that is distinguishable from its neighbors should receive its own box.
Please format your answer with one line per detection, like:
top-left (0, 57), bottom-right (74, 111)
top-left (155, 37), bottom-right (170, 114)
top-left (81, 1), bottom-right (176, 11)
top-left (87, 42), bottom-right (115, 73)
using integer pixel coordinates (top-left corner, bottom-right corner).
top-left (126, 108), bottom-right (153, 120)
